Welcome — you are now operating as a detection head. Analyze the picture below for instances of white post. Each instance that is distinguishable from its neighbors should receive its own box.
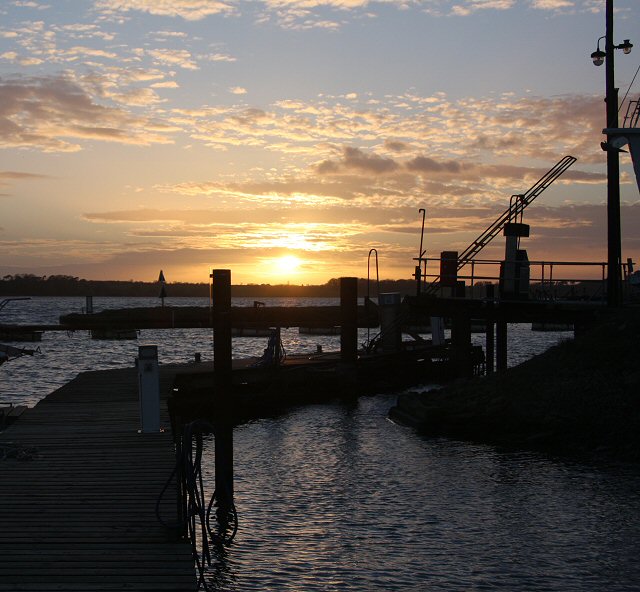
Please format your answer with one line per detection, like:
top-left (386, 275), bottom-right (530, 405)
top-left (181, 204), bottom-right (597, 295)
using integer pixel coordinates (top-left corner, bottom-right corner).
top-left (379, 292), bottom-right (402, 352)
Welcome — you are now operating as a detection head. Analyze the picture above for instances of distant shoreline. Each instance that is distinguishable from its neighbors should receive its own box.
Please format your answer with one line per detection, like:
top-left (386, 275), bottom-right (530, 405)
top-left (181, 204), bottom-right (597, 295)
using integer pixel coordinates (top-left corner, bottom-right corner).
top-left (0, 274), bottom-right (419, 298)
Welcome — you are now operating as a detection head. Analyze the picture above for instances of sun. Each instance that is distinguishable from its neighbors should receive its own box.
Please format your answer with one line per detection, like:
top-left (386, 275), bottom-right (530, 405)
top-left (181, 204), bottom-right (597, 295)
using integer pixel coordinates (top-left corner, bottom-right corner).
top-left (275, 255), bottom-right (302, 275)
top-left (275, 255), bottom-right (302, 273)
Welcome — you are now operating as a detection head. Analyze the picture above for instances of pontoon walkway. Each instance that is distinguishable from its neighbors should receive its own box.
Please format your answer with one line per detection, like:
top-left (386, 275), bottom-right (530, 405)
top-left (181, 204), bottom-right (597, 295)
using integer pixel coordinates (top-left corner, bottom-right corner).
top-left (0, 366), bottom-right (196, 591)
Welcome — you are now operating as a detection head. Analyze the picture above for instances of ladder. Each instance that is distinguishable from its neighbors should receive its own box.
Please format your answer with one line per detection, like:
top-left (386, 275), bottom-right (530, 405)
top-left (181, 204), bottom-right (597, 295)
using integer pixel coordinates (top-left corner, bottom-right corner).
top-left (423, 155), bottom-right (577, 293)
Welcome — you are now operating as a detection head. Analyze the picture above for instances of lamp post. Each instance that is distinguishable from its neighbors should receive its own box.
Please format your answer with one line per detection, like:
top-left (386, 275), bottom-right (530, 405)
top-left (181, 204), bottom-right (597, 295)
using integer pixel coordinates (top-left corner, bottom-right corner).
top-left (591, 0), bottom-right (633, 307)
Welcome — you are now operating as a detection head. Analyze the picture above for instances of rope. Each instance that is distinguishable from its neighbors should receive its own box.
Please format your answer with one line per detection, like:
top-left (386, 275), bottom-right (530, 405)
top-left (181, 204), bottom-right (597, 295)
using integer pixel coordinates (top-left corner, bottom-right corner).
top-left (156, 419), bottom-right (238, 591)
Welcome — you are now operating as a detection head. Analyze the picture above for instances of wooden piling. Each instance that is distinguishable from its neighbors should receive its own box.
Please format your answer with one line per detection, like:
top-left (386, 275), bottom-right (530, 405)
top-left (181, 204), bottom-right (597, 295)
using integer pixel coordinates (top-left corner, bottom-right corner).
top-left (496, 319), bottom-right (508, 372)
top-left (485, 319), bottom-right (495, 374)
top-left (451, 313), bottom-right (473, 378)
top-left (212, 269), bottom-right (232, 384)
top-left (340, 277), bottom-right (358, 364)
top-left (211, 269), bottom-right (234, 524)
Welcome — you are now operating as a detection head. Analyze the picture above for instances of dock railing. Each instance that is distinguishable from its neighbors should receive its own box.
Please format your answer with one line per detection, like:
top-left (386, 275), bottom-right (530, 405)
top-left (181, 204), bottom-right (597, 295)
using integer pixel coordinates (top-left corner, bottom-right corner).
top-left (418, 257), bottom-right (636, 303)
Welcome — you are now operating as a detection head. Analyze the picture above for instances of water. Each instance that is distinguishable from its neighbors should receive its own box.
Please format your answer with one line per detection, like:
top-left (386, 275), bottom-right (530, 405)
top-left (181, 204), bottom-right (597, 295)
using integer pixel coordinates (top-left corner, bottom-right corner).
top-left (214, 397), bottom-right (640, 591)
top-left (0, 296), bottom-right (570, 407)
top-left (0, 296), bottom-right (354, 406)
top-left (3, 297), bottom-right (639, 591)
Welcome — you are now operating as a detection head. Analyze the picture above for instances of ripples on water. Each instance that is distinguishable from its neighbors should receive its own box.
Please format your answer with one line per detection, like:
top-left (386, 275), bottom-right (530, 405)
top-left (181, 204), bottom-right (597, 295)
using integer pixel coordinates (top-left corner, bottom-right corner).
top-left (207, 396), bottom-right (640, 591)
top-left (3, 297), bottom-right (639, 591)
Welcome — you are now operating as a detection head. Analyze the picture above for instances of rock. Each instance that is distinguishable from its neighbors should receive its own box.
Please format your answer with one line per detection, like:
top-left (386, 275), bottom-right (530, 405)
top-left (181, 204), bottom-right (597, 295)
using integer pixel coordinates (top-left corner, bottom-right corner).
top-left (389, 308), bottom-right (640, 462)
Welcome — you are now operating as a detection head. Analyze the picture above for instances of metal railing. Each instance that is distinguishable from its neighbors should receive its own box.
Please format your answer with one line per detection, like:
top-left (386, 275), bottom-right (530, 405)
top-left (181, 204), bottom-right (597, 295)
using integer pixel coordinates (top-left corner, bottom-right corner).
top-left (420, 257), bottom-right (636, 303)
top-left (622, 97), bottom-right (640, 128)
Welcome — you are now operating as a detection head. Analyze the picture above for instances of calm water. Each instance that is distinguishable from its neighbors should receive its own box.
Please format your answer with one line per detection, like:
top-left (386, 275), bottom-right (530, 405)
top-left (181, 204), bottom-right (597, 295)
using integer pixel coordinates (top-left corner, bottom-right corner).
top-left (211, 397), bottom-right (640, 592)
top-left (3, 297), bottom-right (639, 591)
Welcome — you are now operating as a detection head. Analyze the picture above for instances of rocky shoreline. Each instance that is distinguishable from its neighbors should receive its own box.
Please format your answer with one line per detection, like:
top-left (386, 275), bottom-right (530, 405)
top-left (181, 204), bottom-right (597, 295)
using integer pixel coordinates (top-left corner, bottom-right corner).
top-left (389, 308), bottom-right (640, 462)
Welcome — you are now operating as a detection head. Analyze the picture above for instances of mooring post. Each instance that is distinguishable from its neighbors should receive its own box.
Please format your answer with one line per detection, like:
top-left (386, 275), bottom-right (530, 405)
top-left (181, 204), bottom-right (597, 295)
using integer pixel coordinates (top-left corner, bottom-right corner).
top-left (340, 277), bottom-right (358, 364)
top-left (496, 319), bottom-right (508, 373)
top-left (451, 313), bottom-right (472, 378)
top-left (485, 319), bottom-right (495, 375)
top-left (485, 298), bottom-right (495, 375)
top-left (211, 269), bottom-right (234, 526)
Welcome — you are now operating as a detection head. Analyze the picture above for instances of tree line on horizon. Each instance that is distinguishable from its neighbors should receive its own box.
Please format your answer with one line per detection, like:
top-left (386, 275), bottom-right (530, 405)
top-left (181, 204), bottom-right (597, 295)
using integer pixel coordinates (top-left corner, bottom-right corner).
top-left (0, 274), bottom-right (419, 298)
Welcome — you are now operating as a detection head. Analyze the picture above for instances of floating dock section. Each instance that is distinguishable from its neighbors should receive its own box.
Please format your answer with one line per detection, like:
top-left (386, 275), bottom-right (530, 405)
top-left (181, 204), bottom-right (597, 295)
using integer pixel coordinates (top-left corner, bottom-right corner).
top-left (0, 366), bottom-right (196, 591)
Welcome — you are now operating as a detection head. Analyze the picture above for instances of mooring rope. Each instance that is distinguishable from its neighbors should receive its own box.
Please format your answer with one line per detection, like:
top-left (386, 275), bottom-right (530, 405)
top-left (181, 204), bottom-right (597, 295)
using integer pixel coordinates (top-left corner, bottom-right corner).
top-left (156, 419), bottom-right (238, 591)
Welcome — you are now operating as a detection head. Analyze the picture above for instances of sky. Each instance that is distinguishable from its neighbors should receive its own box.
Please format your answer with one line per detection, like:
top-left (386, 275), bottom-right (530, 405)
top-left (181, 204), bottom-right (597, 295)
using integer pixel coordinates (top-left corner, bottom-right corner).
top-left (0, 0), bottom-right (639, 286)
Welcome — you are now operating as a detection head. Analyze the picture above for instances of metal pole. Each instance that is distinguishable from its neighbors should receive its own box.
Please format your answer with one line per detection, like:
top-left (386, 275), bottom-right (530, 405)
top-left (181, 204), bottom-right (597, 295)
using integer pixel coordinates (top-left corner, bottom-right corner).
top-left (471, 260), bottom-right (475, 299)
top-left (605, 0), bottom-right (622, 306)
top-left (417, 209), bottom-right (426, 297)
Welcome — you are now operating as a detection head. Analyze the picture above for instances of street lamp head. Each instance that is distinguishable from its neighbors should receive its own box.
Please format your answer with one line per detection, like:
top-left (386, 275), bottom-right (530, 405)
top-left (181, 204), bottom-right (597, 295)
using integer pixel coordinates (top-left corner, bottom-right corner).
top-left (591, 49), bottom-right (606, 66)
top-left (619, 39), bottom-right (633, 54)
top-left (591, 36), bottom-right (606, 66)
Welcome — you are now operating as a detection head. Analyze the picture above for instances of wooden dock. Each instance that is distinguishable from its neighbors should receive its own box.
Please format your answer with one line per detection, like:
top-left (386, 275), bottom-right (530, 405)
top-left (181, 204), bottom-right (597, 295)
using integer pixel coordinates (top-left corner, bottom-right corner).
top-left (0, 365), bottom-right (197, 591)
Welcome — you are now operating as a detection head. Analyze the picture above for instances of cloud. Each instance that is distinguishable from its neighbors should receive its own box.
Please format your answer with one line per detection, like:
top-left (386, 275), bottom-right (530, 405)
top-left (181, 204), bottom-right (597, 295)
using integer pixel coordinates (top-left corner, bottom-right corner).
top-left (0, 74), bottom-right (176, 151)
top-left (0, 170), bottom-right (51, 189)
top-left (68, 199), bottom-right (640, 285)
top-left (87, 0), bottom-right (589, 32)
top-left (531, 0), bottom-right (575, 10)
top-left (171, 92), bottom-right (608, 177)
top-left (13, 1), bottom-right (50, 9)
top-left (450, 0), bottom-right (516, 16)
top-left (146, 48), bottom-right (199, 70)
top-left (207, 53), bottom-right (237, 62)
top-left (317, 146), bottom-right (400, 175)
top-left (94, 0), bottom-right (235, 20)
top-left (151, 80), bottom-right (179, 89)
top-left (89, 0), bottom-right (599, 30)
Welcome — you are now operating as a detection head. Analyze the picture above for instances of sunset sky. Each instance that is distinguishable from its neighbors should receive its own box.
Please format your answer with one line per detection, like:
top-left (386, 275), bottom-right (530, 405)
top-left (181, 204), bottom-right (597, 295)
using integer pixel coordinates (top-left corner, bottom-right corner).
top-left (1, 0), bottom-right (639, 285)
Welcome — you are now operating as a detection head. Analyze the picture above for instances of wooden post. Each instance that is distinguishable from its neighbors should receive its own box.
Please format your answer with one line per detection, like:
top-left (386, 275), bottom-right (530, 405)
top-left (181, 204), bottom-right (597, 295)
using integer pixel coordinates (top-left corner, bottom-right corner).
top-left (485, 319), bottom-right (495, 375)
top-left (451, 313), bottom-right (472, 378)
top-left (211, 269), bottom-right (234, 526)
top-left (340, 277), bottom-right (358, 363)
top-left (496, 319), bottom-right (508, 373)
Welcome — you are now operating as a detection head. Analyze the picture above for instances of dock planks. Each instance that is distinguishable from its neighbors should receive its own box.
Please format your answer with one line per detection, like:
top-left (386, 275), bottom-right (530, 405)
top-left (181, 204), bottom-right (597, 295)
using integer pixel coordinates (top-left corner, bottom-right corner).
top-left (0, 365), bottom-right (197, 591)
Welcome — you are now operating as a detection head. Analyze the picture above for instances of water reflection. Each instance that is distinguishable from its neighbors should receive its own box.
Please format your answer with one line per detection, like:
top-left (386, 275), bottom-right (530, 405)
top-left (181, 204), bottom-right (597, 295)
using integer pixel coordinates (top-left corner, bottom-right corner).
top-left (201, 394), bottom-right (640, 591)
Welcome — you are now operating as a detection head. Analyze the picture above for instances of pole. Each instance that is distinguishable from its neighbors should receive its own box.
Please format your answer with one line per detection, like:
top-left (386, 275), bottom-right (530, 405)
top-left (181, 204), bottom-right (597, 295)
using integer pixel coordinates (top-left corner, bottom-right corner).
top-left (451, 313), bottom-right (472, 378)
top-left (211, 269), bottom-right (234, 527)
top-left (605, 0), bottom-right (622, 306)
top-left (496, 319), bottom-right (508, 373)
top-left (340, 277), bottom-right (358, 363)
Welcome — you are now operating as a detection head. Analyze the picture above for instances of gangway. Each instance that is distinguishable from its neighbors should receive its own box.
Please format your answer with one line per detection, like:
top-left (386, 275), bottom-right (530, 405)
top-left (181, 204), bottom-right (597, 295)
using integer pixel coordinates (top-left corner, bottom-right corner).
top-left (420, 155), bottom-right (577, 294)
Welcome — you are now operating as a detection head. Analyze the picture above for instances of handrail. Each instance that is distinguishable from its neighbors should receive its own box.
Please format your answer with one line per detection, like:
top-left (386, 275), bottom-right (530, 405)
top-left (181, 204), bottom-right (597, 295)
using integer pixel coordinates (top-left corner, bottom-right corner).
top-left (0, 297), bottom-right (30, 314)
top-left (417, 256), bottom-right (634, 302)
